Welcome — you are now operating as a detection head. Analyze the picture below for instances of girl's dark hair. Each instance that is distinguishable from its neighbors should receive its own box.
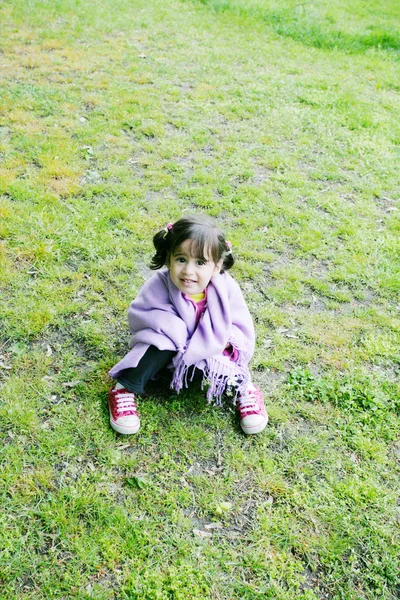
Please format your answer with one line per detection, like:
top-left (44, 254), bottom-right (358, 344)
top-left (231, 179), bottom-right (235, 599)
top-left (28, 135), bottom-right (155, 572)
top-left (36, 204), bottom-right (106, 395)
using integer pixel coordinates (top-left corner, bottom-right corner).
top-left (150, 215), bottom-right (234, 272)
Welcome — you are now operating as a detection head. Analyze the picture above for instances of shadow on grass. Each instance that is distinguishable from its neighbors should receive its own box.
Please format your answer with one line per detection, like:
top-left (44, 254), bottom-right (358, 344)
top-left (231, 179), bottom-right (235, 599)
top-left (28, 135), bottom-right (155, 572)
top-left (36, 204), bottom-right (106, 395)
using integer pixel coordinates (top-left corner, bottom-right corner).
top-left (187, 0), bottom-right (400, 55)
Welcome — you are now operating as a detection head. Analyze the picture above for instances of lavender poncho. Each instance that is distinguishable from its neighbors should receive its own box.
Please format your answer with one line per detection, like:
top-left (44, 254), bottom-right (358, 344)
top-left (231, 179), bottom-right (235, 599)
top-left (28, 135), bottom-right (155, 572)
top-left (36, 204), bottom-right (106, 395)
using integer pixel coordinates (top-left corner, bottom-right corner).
top-left (109, 269), bottom-right (255, 402)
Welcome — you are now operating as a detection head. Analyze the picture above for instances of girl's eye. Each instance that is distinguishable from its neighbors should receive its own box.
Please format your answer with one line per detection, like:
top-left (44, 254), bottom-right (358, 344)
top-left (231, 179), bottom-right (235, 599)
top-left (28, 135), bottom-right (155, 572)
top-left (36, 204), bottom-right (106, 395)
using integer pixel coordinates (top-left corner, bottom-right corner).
top-left (177, 257), bottom-right (186, 263)
top-left (197, 260), bottom-right (206, 266)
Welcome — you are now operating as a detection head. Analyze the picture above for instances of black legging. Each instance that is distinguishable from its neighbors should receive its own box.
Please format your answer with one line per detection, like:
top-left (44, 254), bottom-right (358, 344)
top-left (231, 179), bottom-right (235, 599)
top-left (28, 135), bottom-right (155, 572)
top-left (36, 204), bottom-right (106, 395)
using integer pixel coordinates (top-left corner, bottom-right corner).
top-left (115, 346), bottom-right (176, 394)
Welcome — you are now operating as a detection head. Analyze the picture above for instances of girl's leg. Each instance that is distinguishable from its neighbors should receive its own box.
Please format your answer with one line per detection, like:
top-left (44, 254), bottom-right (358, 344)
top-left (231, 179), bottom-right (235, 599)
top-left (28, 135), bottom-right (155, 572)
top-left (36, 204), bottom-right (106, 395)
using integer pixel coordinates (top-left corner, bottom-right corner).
top-left (109, 346), bottom-right (176, 435)
top-left (115, 346), bottom-right (176, 394)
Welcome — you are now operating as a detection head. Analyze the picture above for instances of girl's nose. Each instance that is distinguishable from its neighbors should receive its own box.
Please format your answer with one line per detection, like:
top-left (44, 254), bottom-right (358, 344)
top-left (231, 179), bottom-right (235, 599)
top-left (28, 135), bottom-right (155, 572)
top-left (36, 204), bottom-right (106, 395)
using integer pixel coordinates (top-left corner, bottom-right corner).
top-left (183, 261), bottom-right (194, 275)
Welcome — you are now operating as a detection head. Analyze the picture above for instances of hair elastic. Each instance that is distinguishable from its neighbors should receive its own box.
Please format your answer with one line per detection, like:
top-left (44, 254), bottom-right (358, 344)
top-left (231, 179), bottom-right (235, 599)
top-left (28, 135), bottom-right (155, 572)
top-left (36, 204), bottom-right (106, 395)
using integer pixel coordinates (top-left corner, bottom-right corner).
top-left (225, 240), bottom-right (232, 254)
top-left (163, 222), bottom-right (173, 239)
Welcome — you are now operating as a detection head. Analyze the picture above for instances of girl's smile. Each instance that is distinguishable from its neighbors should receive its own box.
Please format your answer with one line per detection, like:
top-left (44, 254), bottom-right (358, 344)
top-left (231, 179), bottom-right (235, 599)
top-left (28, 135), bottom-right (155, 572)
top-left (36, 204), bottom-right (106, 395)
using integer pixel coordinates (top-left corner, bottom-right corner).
top-left (168, 239), bottom-right (223, 295)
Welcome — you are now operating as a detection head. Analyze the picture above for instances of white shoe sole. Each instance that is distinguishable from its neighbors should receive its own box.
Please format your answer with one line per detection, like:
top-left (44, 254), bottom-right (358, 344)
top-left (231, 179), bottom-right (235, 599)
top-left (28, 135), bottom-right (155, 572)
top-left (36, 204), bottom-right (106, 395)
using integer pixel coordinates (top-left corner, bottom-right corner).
top-left (240, 415), bottom-right (268, 435)
top-left (110, 415), bottom-right (140, 435)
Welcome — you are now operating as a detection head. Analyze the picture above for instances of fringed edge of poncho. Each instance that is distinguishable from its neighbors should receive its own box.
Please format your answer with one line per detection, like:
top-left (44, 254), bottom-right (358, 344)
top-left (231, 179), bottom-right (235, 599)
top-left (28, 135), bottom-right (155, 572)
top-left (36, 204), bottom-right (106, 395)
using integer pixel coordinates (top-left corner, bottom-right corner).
top-left (171, 352), bottom-right (251, 406)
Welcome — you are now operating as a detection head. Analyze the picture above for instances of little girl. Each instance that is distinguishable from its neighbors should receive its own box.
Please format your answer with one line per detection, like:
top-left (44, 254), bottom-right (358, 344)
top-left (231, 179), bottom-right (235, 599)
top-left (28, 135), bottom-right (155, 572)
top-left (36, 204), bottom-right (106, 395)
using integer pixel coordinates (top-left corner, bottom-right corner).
top-left (108, 215), bottom-right (267, 435)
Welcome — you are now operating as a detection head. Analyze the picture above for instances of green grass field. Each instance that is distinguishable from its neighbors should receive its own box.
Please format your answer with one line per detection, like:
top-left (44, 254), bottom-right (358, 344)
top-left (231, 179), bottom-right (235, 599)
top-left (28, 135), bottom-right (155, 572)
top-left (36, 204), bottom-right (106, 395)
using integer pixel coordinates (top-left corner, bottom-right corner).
top-left (0, 0), bottom-right (399, 598)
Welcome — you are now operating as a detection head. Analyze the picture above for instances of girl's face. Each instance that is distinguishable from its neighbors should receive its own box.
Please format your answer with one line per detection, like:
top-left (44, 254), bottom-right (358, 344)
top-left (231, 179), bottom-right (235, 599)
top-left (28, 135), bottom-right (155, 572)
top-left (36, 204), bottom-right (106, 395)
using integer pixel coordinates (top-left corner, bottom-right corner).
top-left (168, 239), bottom-right (223, 295)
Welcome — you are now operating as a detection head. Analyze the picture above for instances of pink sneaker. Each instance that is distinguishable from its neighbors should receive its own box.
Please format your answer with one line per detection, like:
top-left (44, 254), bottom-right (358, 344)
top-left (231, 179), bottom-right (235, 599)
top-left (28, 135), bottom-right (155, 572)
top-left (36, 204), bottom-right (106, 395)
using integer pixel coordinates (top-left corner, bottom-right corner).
top-left (237, 385), bottom-right (268, 434)
top-left (108, 386), bottom-right (140, 434)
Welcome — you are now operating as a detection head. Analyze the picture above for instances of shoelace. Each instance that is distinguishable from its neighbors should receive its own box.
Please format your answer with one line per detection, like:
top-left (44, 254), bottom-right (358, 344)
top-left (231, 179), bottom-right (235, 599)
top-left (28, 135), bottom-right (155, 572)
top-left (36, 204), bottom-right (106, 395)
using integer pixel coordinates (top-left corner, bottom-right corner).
top-left (238, 390), bottom-right (259, 415)
top-left (113, 392), bottom-right (137, 417)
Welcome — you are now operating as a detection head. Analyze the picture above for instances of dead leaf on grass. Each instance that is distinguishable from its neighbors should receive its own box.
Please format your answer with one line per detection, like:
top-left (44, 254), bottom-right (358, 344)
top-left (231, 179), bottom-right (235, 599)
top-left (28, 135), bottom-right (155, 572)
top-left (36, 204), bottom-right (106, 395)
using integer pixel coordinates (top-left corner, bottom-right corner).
top-left (204, 522), bottom-right (223, 530)
top-left (203, 468), bottom-right (217, 476)
top-left (62, 381), bottom-right (80, 388)
top-left (193, 529), bottom-right (212, 538)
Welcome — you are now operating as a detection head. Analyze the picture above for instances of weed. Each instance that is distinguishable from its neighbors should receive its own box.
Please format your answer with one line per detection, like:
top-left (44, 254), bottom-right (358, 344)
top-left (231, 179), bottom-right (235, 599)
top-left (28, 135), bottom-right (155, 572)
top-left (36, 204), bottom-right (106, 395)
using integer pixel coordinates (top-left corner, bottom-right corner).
top-left (287, 367), bottom-right (398, 416)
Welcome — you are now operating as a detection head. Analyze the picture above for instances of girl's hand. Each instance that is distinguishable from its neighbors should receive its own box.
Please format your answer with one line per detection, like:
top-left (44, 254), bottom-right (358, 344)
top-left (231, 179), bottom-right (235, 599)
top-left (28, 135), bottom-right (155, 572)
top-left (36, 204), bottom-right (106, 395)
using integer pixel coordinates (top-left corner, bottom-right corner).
top-left (223, 342), bottom-right (239, 362)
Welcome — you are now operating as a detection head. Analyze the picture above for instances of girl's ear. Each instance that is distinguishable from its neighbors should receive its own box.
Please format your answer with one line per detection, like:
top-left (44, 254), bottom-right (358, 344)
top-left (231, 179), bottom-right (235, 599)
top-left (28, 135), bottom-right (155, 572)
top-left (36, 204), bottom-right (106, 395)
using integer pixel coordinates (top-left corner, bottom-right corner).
top-left (213, 258), bottom-right (224, 276)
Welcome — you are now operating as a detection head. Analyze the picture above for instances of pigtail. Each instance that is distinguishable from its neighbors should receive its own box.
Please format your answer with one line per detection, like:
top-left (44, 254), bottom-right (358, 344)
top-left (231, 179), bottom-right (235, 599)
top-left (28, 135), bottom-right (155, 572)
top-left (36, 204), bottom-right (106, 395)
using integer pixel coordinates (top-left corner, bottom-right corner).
top-left (220, 239), bottom-right (234, 272)
top-left (150, 229), bottom-right (170, 270)
top-left (222, 252), bottom-right (234, 272)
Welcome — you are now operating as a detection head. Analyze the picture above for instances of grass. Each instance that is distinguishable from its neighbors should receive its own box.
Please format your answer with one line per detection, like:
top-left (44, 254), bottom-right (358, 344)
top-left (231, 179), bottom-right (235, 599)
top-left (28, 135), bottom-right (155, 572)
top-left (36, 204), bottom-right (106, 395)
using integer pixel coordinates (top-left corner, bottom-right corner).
top-left (0, 0), bottom-right (399, 598)
top-left (188, 0), bottom-right (400, 55)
